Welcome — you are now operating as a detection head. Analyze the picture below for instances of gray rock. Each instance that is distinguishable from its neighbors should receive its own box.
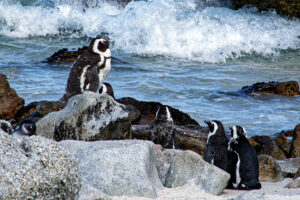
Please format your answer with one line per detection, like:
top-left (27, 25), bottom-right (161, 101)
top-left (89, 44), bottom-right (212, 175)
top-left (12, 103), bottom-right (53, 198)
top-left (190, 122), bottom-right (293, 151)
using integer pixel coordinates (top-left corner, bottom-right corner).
top-left (258, 155), bottom-right (284, 182)
top-left (37, 92), bottom-right (131, 141)
top-left (234, 190), bottom-right (264, 200)
top-left (277, 158), bottom-right (300, 178)
top-left (284, 177), bottom-right (300, 188)
top-left (0, 130), bottom-right (81, 199)
top-left (156, 146), bottom-right (182, 185)
top-left (60, 140), bottom-right (164, 198)
top-left (164, 150), bottom-right (230, 195)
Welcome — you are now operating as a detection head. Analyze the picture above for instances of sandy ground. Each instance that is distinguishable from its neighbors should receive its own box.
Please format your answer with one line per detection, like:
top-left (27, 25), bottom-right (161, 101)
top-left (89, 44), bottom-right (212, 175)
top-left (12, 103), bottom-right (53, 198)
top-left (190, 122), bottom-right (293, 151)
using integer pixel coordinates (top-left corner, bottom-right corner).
top-left (109, 178), bottom-right (300, 200)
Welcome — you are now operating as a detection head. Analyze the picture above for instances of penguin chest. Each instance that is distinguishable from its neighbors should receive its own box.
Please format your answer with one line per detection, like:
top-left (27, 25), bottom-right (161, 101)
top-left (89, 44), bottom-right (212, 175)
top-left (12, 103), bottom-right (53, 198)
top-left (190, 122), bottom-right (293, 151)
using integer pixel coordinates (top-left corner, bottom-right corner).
top-left (98, 58), bottom-right (111, 84)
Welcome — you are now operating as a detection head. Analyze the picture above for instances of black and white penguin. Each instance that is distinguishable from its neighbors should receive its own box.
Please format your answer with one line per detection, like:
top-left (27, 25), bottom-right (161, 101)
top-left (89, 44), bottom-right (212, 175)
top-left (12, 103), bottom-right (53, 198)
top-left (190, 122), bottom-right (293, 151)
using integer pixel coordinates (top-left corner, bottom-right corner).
top-left (148, 106), bottom-right (177, 149)
top-left (99, 82), bottom-right (115, 99)
top-left (0, 120), bottom-right (13, 135)
top-left (204, 120), bottom-right (229, 172)
top-left (228, 125), bottom-right (261, 190)
top-left (13, 119), bottom-right (37, 136)
top-left (62, 37), bottom-right (112, 101)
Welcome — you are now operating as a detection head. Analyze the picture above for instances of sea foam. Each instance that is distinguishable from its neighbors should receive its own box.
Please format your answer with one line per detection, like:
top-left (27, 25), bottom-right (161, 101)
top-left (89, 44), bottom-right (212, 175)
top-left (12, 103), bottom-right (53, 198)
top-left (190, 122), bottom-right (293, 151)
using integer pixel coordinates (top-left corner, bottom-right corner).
top-left (0, 0), bottom-right (299, 63)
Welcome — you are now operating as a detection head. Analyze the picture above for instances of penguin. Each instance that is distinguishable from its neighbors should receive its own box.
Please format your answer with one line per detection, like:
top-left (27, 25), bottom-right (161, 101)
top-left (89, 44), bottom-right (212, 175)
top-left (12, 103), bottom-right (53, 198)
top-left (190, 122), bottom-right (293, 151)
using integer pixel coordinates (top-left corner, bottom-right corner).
top-left (61, 37), bottom-right (112, 101)
top-left (148, 106), bottom-right (177, 149)
top-left (12, 119), bottom-right (37, 145)
top-left (99, 82), bottom-right (115, 99)
top-left (228, 125), bottom-right (261, 190)
top-left (0, 120), bottom-right (13, 135)
top-left (204, 120), bottom-right (229, 172)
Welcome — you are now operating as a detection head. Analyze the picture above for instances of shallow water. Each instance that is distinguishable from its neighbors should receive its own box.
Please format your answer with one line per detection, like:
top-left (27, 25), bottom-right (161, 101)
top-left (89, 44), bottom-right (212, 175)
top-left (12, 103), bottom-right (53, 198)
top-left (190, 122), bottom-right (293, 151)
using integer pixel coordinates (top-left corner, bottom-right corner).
top-left (0, 0), bottom-right (300, 136)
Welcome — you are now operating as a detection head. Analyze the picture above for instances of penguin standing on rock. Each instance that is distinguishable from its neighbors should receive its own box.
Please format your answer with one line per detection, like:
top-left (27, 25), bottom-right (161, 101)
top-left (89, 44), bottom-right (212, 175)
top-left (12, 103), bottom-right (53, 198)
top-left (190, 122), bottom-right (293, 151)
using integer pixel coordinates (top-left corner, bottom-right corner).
top-left (61, 37), bottom-right (112, 101)
top-left (148, 106), bottom-right (177, 149)
top-left (204, 120), bottom-right (229, 172)
top-left (228, 125), bottom-right (261, 190)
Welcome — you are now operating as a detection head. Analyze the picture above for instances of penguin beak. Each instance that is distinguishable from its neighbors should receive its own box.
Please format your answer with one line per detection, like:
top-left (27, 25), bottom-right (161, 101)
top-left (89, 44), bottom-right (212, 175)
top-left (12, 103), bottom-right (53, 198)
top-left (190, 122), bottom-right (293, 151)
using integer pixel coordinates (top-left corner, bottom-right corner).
top-left (204, 120), bottom-right (211, 125)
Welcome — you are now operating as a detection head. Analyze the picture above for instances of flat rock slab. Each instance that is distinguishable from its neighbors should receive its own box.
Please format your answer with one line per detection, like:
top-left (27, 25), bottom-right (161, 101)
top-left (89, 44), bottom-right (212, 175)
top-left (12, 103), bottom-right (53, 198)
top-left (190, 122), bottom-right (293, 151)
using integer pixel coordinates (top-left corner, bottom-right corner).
top-left (0, 131), bottom-right (81, 199)
top-left (60, 140), bottom-right (163, 198)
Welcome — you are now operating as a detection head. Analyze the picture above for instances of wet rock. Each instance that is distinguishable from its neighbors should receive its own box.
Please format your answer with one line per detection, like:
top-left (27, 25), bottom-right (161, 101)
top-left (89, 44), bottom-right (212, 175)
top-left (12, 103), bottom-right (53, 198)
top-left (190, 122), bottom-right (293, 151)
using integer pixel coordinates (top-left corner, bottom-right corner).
top-left (35, 100), bottom-right (66, 117)
top-left (0, 130), bottom-right (81, 199)
top-left (45, 46), bottom-right (88, 63)
top-left (284, 177), bottom-right (300, 189)
top-left (295, 168), bottom-right (300, 179)
top-left (290, 124), bottom-right (300, 158)
top-left (258, 138), bottom-right (287, 160)
top-left (249, 135), bottom-right (271, 153)
top-left (277, 158), bottom-right (300, 178)
top-left (132, 124), bottom-right (208, 156)
top-left (13, 101), bottom-right (38, 123)
top-left (164, 150), bottom-right (230, 195)
top-left (0, 74), bottom-right (24, 120)
top-left (36, 92), bottom-right (131, 141)
top-left (232, 0), bottom-right (300, 18)
top-left (258, 155), bottom-right (284, 182)
top-left (240, 81), bottom-right (300, 96)
top-left (117, 97), bottom-right (200, 126)
top-left (60, 140), bottom-right (163, 198)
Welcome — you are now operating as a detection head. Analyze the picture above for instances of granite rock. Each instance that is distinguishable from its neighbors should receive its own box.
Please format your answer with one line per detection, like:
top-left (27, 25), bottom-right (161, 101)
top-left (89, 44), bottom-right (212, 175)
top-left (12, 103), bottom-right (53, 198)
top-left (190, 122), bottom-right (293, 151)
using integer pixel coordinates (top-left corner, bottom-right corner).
top-left (258, 155), bottom-right (284, 182)
top-left (0, 130), bottom-right (81, 199)
top-left (277, 158), bottom-right (300, 178)
top-left (37, 92), bottom-right (131, 141)
top-left (258, 139), bottom-right (287, 160)
top-left (60, 140), bottom-right (163, 198)
top-left (164, 150), bottom-right (230, 195)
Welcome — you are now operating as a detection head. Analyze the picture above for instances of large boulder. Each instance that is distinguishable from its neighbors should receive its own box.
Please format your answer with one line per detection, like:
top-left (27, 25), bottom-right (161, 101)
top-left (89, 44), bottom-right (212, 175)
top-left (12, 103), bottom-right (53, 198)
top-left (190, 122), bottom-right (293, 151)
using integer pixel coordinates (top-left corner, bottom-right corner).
top-left (0, 130), bottom-right (81, 199)
top-left (258, 139), bottom-right (287, 160)
top-left (164, 150), bottom-right (230, 195)
top-left (0, 74), bottom-right (24, 120)
top-left (37, 92), bottom-right (131, 141)
top-left (290, 124), bottom-right (300, 158)
top-left (232, 0), bottom-right (300, 18)
top-left (60, 140), bottom-right (163, 198)
top-left (258, 155), bottom-right (284, 182)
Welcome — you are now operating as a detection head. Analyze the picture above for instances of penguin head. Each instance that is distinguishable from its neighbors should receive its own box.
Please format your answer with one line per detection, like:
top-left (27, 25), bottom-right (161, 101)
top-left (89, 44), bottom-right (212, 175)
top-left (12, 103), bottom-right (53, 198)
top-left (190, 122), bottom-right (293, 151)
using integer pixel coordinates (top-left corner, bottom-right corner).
top-left (99, 82), bottom-right (115, 99)
top-left (154, 106), bottom-right (173, 125)
top-left (89, 37), bottom-right (110, 55)
top-left (15, 119), bottom-right (37, 136)
top-left (228, 125), bottom-right (247, 151)
top-left (230, 125), bottom-right (247, 140)
top-left (204, 120), bottom-right (225, 136)
top-left (0, 120), bottom-right (13, 135)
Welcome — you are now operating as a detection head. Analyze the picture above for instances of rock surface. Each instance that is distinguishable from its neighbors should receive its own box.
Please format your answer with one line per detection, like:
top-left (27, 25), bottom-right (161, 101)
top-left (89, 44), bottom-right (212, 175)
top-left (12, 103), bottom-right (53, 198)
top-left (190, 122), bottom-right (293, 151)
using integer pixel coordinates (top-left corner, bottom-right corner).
top-left (290, 124), bottom-right (300, 158)
top-left (164, 150), bottom-right (230, 195)
top-left (37, 92), bottom-right (131, 141)
top-left (258, 155), bottom-right (284, 182)
top-left (133, 124), bottom-right (208, 156)
top-left (117, 97), bottom-right (200, 126)
top-left (232, 0), bottom-right (300, 18)
top-left (0, 130), bottom-right (81, 199)
top-left (0, 74), bottom-right (24, 120)
top-left (60, 140), bottom-right (163, 198)
top-left (240, 81), bottom-right (300, 96)
top-left (258, 139), bottom-right (287, 160)
top-left (277, 158), bottom-right (300, 178)
top-left (284, 177), bottom-right (300, 189)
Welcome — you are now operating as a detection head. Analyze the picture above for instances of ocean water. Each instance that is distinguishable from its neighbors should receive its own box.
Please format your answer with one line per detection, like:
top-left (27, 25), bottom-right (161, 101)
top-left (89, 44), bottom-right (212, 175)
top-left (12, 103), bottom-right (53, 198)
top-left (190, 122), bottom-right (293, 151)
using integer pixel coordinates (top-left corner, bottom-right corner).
top-left (0, 0), bottom-right (300, 136)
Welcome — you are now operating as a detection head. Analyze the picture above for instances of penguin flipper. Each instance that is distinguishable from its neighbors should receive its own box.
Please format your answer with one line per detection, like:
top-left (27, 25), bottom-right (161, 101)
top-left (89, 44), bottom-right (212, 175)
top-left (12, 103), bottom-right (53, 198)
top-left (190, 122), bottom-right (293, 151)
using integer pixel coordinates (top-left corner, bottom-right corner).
top-left (85, 66), bottom-right (100, 92)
